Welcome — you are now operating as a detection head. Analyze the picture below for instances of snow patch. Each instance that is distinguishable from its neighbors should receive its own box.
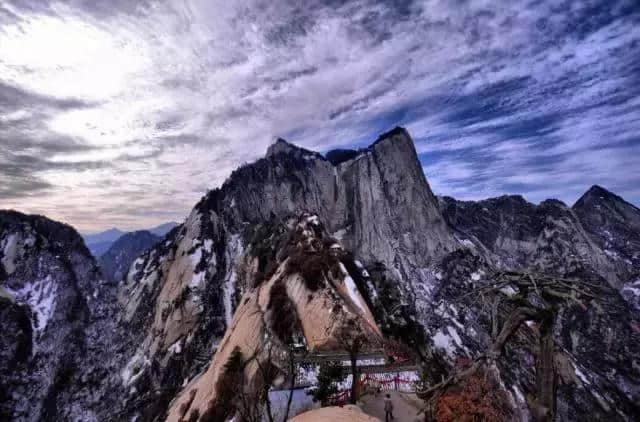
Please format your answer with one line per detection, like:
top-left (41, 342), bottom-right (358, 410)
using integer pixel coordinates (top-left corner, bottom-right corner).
top-left (604, 249), bottom-right (620, 261)
top-left (446, 326), bottom-right (463, 347)
top-left (575, 365), bottom-right (591, 385)
top-left (306, 215), bottom-right (320, 226)
top-left (121, 348), bottom-right (150, 387)
top-left (621, 279), bottom-right (640, 311)
top-left (511, 385), bottom-right (525, 403)
top-left (6, 274), bottom-right (57, 333)
top-left (189, 246), bottom-right (202, 267)
top-left (433, 329), bottom-right (457, 355)
top-left (168, 339), bottom-right (183, 355)
top-left (223, 234), bottom-right (243, 326)
top-left (332, 228), bottom-right (347, 241)
top-left (1, 233), bottom-right (19, 275)
top-left (339, 263), bottom-right (367, 314)
top-left (190, 270), bottom-right (206, 289)
top-left (500, 285), bottom-right (518, 297)
top-left (344, 274), bottom-right (366, 313)
top-left (354, 260), bottom-right (370, 278)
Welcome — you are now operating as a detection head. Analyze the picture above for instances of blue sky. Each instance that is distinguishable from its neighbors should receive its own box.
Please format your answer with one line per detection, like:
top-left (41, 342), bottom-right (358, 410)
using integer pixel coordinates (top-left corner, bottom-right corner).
top-left (1, 0), bottom-right (639, 231)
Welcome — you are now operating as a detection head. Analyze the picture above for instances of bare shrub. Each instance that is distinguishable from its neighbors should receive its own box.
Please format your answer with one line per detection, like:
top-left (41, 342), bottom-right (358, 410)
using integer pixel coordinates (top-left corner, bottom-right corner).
top-left (200, 347), bottom-right (245, 421)
top-left (286, 250), bottom-right (328, 291)
top-left (268, 280), bottom-right (304, 346)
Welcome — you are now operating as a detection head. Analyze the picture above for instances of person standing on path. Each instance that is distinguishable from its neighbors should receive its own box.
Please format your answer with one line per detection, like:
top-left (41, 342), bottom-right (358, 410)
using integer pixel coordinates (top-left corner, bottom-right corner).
top-left (384, 393), bottom-right (394, 422)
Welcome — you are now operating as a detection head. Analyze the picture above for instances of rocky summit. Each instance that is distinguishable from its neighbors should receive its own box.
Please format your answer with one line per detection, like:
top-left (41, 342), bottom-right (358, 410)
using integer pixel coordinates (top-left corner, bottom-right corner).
top-left (1, 128), bottom-right (639, 421)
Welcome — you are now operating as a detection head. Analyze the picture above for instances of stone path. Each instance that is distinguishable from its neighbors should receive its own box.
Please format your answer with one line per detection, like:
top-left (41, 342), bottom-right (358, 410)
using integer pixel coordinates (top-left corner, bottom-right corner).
top-left (359, 391), bottom-right (423, 422)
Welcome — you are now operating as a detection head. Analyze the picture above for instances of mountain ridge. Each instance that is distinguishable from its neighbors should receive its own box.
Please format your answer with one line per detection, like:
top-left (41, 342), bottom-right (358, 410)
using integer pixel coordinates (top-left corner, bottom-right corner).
top-left (98, 230), bottom-right (161, 283)
top-left (1, 128), bottom-right (639, 421)
top-left (82, 222), bottom-right (178, 257)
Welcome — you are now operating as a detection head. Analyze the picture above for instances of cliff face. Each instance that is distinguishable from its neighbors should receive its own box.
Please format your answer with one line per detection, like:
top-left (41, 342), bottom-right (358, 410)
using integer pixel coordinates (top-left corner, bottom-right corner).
top-left (210, 127), bottom-right (455, 268)
top-left (573, 185), bottom-right (640, 288)
top-left (0, 211), bottom-right (124, 421)
top-left (115, 127), bottom-right (457, 420)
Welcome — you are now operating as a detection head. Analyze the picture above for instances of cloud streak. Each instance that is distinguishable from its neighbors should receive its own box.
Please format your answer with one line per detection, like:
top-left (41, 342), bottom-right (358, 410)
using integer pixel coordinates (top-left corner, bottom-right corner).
top-left (1, 0), bottom-right (639, 231)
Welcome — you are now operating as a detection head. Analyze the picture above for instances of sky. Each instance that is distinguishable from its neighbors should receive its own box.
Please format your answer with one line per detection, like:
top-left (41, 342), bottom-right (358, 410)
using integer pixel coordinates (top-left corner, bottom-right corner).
top-left (1, 0), bottom-right (639, 232)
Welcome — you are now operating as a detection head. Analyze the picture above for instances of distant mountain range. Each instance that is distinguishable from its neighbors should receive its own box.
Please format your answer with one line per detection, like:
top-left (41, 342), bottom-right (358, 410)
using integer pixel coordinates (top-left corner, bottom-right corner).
top-left (98, 230), bottom-right (163, 283)
top-left (82, 222), bottom-right (178, 256)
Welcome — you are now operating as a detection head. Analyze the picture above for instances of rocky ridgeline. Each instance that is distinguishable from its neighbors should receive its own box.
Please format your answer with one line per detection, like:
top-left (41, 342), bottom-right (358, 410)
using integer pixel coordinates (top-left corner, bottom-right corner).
top-left (0, 211), bottom-right (125, 421)
top-left (1, 127), bottom-right (639, 421)
top-left (113, 127), bottom-right (453, 420)
top-left (165, 213), bottom-right (383, 421)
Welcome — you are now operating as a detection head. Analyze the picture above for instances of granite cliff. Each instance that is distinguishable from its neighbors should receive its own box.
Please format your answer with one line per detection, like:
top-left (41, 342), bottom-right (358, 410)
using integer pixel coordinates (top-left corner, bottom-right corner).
top-left (2, 128), bottom-right (639, 421)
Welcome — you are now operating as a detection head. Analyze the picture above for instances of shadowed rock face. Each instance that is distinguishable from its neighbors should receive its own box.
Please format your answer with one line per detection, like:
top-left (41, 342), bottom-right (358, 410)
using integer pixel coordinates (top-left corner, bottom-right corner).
top-left (0, 211), bottom-right (125, 422)
top-left (435, 190), bottom-right (640, 420)
top-left (439, 192), bottom-right (639, 288)
top-left (99, 230), bottom-right (160, 283)
top-left (573, 185), bottom-right (640, 284)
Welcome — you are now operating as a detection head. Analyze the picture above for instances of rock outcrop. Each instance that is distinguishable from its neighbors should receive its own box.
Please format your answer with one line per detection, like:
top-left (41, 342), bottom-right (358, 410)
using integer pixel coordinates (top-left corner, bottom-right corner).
top-left (573, 185), bottom-right (640, 287)
top-left (165, 214), bottom-right (382, 421)
top-left (439, 186), bottom-right (640, 291)
top-left (290, 405), bottom-right (380, 422)
top-left (438, 194), bottom-right (634, 287)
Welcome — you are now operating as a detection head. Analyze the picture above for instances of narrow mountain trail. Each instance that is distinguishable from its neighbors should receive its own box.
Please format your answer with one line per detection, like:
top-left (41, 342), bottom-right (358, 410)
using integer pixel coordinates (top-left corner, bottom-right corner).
top-left (360, 391), bottom-right (423, 422)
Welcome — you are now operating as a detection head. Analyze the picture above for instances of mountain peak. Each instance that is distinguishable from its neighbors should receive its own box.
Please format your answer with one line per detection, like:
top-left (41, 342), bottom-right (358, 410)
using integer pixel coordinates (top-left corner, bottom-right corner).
top-left (266, 137), bottom-right (305, 157)
top-left (373, 126), bottom-right (410, 144)
top-left (574, 184), bottom-right (623, 209)
top-left (573, 184), bottom-right (640, 233)
top-left (586, 184), bottom-right (613, 197)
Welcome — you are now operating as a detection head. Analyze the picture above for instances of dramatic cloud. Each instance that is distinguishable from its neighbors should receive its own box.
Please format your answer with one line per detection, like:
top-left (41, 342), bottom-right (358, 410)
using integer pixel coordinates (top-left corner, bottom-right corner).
top-left (1, 0), bottom-right (639, 231)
